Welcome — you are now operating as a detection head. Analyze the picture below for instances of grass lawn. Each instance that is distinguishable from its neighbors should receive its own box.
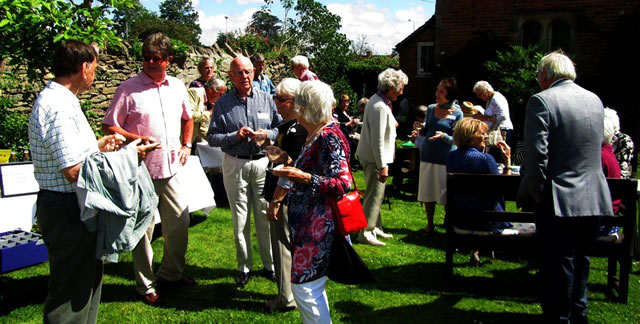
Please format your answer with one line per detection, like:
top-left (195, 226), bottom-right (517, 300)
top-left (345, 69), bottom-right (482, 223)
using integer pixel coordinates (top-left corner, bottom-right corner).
top-left (1, 170), bottom-right (639, 323)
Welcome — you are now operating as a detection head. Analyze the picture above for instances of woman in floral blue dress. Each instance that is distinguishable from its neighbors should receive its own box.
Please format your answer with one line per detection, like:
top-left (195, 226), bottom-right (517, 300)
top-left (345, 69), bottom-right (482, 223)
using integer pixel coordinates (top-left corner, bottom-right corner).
top-left (273, 80), bottom-right (352, 324)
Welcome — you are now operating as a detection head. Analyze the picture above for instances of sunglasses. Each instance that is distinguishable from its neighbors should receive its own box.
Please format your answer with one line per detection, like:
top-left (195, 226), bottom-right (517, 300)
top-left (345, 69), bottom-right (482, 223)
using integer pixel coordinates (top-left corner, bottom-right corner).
top-left (275, 96), bottom-right (294, 103)
top-left (142, 55), bottom-right (166, 63)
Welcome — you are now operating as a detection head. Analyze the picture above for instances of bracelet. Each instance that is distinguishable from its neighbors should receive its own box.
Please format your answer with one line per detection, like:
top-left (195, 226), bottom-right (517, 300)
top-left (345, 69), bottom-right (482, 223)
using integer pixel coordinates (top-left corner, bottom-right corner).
top-left (271, 199), bottom-right (283, 205)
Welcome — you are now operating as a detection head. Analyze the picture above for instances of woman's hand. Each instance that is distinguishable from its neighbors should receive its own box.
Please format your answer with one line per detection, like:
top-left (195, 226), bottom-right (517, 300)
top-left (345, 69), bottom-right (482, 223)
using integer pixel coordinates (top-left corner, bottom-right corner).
top-left (378, 166), bottom-right (389, 183)
top-left (428, 131), bottom-right (445, 141)
top-left (496, 141), bottom-right (511, 164)
top-left (272, 166), bottom-right (312, 184)
top-left (266, 202), bottom-right (280, 221)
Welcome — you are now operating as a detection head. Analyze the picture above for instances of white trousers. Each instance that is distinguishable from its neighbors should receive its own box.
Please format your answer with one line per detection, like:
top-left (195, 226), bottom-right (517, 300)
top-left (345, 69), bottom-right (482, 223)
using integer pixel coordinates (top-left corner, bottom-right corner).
top-left (222, 154), bottom-right (273, 273)
top-left (292, 276), bottom-right (331, 324)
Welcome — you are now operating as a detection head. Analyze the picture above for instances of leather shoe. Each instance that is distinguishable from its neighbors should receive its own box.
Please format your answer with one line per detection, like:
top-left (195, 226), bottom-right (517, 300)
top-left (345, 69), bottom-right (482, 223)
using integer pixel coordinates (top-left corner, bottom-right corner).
top-left (142, 291), bottom-right (159, 306)
top-left (261, 269), bottom-right (276, 282)
top-left (235, 271), bottom-right (250, 286)
top-left (373, 227), bottom-right (393, 239)
top-left (358, 231), bottom-right (386, 246)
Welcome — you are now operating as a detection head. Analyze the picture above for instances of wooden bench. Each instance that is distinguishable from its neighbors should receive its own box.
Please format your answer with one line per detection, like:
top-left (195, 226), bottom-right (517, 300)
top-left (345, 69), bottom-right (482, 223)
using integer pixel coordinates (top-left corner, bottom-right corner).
top-left (445, 173), bottom-right (637, 303)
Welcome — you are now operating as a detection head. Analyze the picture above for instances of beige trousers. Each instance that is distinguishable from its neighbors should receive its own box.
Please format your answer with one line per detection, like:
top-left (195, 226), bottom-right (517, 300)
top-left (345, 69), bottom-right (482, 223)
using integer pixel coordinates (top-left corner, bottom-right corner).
top-left (223, 154), bottom-right (273, 273)
top-left (269, 205), bottom-right (296, 309)
top-left (361, 160), bottom-right (385, 232)
top-left (132, 174), bottom-right (190, 295)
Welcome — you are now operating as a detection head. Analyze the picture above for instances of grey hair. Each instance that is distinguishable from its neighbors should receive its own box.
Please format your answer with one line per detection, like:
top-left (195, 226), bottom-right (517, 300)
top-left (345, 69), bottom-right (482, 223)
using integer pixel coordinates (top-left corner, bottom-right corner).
top-left (377, 68), bottom-right (408, 93)
top-left (603, 111), bottom-right (616, 145)
top-left (204, 78), bottom-right (226, 91)
top-left (604, 107), bottom-right (620, 133)
top-left (291, 55), bottom-right (310, 68)
top-left (293, 80), bottom-right (335, 124)
top-left (537, 51), bottom-right (576, 82)
top-left (276, 78), bottom-right (301, 98)
top-left (473, 80), bottom-right (494, 94)
top-left (198, 57), bottom-right (213, 70)
top-left (357, 97), bottom-right (369, 110)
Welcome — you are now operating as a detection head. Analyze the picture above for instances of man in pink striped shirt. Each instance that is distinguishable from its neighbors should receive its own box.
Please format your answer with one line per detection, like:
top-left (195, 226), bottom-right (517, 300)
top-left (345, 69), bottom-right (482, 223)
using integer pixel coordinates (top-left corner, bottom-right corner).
top-left (103, 33), bottom-right (194, 306)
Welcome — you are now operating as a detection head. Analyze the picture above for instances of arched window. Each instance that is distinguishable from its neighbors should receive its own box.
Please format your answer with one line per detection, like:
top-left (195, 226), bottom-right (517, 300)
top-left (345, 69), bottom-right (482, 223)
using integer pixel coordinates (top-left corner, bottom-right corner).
top-left (550, 19), bottom-right (571, 52)
top-left (522, 20), bottom-right (542, 48)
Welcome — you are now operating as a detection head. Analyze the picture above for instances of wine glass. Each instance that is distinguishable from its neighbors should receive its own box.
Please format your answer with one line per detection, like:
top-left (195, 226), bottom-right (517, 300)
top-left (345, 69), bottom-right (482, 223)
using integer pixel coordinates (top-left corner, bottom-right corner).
top-left (267, 146), bottom-right (283, 163)
top-left (413, 121), bottom-right (424, 132)
top-left (253, 134), bottom-right (266, 147)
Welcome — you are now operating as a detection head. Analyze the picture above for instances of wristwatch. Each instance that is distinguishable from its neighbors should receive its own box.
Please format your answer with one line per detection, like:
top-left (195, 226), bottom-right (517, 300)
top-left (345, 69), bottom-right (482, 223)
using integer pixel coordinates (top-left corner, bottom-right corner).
top-left (271, 198), bottom-right (283, 205)
top-left (183, 142), bottom-right (192, 149)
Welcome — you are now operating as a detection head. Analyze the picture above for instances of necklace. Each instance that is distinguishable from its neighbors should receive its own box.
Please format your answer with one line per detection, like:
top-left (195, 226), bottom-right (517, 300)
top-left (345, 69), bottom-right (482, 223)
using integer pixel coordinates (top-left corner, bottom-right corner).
top-left (305, 123), bottom-right (328, 146)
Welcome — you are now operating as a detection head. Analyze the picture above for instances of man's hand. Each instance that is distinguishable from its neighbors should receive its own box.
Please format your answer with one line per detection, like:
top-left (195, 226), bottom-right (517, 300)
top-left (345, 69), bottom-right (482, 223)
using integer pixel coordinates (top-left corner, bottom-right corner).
top-left (378, 166), bottom-right (389, 183)
top-left (132, 138), bottom-right (160, 161)
top-left (272, 166), bottom-right (311, 184)
top-left (97, 133), bottom-right (125, 152)
top-left (266, 203), bottom-right (279, 221)
top-left (236, 126), bottom-right (254, 140)
top-left (178, 145), bottom-right (190, 165)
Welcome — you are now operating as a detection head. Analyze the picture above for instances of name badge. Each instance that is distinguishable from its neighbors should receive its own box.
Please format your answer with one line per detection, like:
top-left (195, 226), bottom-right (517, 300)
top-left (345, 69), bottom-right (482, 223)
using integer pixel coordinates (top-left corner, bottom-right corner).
top-left (446, 114), bottom-right (457, 120)
top-left (258, 112), bottom-right (270, 120)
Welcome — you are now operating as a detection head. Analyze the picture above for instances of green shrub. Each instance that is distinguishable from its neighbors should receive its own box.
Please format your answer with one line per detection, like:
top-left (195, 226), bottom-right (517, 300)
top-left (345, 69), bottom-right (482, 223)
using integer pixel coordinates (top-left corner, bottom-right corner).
top-left (0, 97), bottom-right (29, 160)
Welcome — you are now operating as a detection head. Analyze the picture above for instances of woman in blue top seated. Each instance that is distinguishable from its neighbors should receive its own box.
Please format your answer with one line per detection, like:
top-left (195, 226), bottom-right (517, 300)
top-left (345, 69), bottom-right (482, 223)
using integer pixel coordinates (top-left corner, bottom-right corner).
top-left (446, 117), bottom-right (512, 264)
top-left (418, 77), bottom-right (463, 235)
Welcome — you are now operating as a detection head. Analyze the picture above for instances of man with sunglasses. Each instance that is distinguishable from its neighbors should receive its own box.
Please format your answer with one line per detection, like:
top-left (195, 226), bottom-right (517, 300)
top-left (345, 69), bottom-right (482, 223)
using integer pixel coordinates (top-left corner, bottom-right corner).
top-left (207, 56), bottom-right (282, 287)
top-left (103, 33), bottom-right (195, 306)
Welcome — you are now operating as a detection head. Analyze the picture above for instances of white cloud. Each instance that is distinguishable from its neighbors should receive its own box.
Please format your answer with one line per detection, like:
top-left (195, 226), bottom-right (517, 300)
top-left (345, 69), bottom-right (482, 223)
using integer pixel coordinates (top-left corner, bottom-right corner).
top-left (236, 0), bottom-right (263, 4)
top-left (191, 0), bottom-right (199, 7)
top-left (326, 2), bottom-right (430, 54)
top-left (198, 8), bottom-right (259, 46)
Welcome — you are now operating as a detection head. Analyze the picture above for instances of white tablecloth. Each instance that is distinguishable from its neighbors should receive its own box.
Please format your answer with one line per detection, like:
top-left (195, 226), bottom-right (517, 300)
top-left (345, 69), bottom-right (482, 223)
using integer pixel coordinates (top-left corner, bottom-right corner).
top-left (196, 143), bottom-right (224, 168)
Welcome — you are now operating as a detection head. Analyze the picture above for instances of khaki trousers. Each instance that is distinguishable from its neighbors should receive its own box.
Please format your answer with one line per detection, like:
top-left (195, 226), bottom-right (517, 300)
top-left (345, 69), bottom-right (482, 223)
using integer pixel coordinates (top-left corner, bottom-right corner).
top-left (361, 160), bottom-right (385, 231)
top-left (269, 205), bottom-right (295, 309)
top-left (222, 154), bottom-right (273, 273)
top-left (132, 174), bottom-right (190, 295)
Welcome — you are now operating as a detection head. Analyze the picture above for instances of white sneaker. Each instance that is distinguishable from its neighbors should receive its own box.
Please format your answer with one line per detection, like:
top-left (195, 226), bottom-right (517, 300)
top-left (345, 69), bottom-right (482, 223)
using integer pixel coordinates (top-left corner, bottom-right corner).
top-left (358, 231), bottom-right (386, 246)
top-left (373, 227), bottom-right (393, 239)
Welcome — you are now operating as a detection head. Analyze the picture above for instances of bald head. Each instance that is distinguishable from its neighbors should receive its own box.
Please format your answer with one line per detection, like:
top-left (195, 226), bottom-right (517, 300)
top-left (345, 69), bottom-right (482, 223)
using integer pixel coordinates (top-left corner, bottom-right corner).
top-left (228, 56), bottom-right (254, 95)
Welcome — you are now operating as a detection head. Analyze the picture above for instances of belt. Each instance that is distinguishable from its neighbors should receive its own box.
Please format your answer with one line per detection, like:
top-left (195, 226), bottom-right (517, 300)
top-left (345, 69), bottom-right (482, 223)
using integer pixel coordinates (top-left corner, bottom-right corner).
top-left (232, 154), bottom-right (265, 160)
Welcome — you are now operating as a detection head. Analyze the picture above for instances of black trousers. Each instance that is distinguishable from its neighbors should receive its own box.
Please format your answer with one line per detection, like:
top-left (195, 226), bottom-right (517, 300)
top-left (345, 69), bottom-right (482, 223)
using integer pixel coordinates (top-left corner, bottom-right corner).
top-left (537, 213), bottom-right (599, 323)
top-left (37, 190), bottom-right (103, 324)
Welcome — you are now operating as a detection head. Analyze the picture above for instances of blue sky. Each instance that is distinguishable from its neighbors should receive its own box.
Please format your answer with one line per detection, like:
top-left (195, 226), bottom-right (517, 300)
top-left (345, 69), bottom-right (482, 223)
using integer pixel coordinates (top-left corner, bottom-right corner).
top-left (140, 0), bottom-right (436, 54)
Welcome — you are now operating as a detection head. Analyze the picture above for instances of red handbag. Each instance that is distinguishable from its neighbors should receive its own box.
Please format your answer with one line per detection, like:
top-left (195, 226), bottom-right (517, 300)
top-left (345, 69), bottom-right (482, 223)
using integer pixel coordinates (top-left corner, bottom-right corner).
top-left (331, 164), bottom-right (367, 236)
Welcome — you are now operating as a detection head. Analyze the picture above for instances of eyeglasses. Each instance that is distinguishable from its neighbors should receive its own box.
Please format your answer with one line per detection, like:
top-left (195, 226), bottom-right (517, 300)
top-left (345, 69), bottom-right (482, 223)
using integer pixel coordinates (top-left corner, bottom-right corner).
top-left (143, 55), bottom-right (166, 63)
top-left (275, 96), bottom-right (294, 103)
top-left (230, 69), bottom-right (254, 76)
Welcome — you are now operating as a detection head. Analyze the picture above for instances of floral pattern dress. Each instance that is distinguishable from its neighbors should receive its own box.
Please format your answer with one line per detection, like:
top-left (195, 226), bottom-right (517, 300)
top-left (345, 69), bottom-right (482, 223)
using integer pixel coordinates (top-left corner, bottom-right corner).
top-left (288, 123), bottom-right (353, 284)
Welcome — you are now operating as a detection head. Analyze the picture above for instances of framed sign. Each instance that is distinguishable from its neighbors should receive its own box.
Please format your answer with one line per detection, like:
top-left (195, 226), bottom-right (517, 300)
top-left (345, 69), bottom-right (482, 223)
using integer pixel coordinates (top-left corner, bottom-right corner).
top-left (0, 162), bottom-right (39, 198)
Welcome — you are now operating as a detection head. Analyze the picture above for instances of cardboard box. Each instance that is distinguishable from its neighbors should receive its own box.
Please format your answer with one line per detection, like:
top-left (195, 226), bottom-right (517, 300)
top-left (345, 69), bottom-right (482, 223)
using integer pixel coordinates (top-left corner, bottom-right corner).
top-left (0, 230), bottom-right (48, 273)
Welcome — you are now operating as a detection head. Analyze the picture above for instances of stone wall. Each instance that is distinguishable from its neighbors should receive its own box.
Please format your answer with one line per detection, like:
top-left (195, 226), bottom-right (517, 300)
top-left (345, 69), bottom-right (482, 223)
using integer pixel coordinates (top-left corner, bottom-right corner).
top-left (2, 42), bottom-right (290, 121)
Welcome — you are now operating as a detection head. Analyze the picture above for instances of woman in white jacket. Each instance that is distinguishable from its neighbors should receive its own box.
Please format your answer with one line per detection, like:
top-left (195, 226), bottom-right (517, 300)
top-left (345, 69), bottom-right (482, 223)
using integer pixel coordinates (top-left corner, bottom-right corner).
top-left (355, 68), bottom-right (408, 246)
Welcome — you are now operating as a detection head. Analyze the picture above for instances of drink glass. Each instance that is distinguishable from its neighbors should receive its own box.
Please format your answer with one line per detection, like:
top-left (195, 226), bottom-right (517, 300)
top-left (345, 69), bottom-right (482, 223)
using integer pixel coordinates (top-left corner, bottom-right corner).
top-left (267, 146), bottom-right (283, 163)
top-left (253, 133), bottom-right (266, 147)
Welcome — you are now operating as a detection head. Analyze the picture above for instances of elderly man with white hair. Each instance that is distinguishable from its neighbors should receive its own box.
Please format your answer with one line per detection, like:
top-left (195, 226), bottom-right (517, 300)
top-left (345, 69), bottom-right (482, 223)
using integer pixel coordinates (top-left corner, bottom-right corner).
top-left (291, 55), bottom-right (320, 81)
top-left (356, 68), bottom-right (408, 246)
top-left (472, 80), bottom-right (514, 147)
top-left (517, 51), bottom-right (613, 323)
top-left (207, 55), bottom-right (282, 287)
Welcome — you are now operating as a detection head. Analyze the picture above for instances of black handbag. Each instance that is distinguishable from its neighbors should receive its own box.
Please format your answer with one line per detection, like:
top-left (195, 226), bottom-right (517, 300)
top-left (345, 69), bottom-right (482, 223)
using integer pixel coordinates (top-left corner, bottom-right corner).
top-left (327, 235), bottom-right (376, 285)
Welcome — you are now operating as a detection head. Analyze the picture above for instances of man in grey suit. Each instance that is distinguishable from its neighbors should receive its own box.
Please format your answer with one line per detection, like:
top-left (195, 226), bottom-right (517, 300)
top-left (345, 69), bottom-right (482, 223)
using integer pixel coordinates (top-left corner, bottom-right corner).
top-left (517, 52), bottom-right (613, 323)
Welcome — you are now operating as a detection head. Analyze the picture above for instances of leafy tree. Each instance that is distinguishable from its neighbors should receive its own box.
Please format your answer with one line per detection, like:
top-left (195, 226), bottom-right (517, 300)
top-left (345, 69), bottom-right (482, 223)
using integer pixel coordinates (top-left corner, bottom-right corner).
top-left (111, 0), bottom-right (149, 38)
top-left (247, 10), bottom-right (281, 41)
top-left (290, 0), bottom-right (351, 83)
top-left (159, 0), bottom-right (201, 44)
top-left (0, 0), bottom-right (135, 78)
top-left (130, 11), bottom-right (200, 46)
top-left (485, 45), bottom-right (544, 136)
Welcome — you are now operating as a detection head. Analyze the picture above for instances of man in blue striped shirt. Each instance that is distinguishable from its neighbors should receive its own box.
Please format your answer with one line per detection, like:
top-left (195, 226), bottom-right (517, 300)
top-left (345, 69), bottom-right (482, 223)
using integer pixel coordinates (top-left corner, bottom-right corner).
top-left (207, 56), bottom-right (282, 286)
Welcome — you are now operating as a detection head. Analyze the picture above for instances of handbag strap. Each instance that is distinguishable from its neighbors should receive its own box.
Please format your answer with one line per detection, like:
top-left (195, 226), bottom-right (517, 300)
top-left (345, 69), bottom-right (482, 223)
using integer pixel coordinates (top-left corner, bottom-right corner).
top-left (346, 161), bottom-right (359, 193)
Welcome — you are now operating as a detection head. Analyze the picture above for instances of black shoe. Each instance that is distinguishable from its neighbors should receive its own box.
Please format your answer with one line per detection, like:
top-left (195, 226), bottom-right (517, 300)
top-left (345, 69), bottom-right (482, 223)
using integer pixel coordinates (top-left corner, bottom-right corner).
top-left (235, 271), bottom-right (250, 286)
top-left (261, 269), bottom-right (276, 282)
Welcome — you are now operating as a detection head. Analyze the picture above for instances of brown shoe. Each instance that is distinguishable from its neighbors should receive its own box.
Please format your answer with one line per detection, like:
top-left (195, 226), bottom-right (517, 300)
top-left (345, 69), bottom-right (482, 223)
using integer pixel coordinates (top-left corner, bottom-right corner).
top-left (142, 292), bottom-right (159, 306)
